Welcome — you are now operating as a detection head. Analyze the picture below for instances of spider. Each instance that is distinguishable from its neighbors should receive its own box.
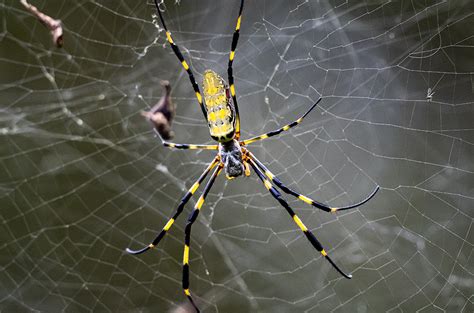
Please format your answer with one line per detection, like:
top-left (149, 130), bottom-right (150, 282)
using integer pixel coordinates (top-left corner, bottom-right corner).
top-left (127, 1), bottom-right (379, 311)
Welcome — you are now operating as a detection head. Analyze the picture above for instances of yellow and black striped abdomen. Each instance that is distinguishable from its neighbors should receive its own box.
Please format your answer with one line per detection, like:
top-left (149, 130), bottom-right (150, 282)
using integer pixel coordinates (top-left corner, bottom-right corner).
top-left (202, 70), bottom-right (235, 142)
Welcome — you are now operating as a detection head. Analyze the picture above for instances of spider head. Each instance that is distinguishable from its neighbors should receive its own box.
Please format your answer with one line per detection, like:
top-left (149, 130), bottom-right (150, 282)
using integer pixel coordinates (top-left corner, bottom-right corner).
top-left (219, 140), bottom-right (244, 179)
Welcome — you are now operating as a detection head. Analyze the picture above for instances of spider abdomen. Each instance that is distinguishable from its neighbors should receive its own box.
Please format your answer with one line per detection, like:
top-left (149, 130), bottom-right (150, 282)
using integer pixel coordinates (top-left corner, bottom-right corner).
top-left (202, 70), bottom-right (235, 142)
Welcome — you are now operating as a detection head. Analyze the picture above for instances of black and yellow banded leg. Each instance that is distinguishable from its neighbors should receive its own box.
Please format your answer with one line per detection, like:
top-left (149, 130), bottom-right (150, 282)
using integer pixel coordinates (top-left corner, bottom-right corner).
top-left (125, 157), bottom-right (219, 255)
top-left (249, 159), bottom-right (352, 279)
top-left (163, 142), bottom-right (218, 150)
top-left (154, 0), bottom-right (207, 120)
top-left (151, 128), bottom-right (218, 150)
top-left (249, 152), bottom-right (379, 213)
top-left (242, 98), bottom-right (322, 145)
top-left (182, 165), bottom-right (223, 312)
top-left (227, 0), bottom-right (245, 139)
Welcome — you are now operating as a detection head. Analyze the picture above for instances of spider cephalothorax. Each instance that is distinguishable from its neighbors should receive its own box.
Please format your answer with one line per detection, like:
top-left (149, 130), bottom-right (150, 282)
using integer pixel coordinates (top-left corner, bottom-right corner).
top-left (219, 140), bottom-right (244, 178)
top-left (127, 1), bottom-right (379, 312)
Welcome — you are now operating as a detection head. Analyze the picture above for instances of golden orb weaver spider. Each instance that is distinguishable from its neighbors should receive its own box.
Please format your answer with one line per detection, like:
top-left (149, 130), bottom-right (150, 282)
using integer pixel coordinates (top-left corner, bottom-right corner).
top-left (127, 0), bottom-right (379, 311)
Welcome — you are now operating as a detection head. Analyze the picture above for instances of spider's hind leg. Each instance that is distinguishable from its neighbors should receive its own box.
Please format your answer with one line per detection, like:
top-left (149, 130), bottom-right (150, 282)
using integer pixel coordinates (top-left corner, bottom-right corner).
top-left (248, 158), bottom-right (353, 279)
top-left (182, 165), bottom-right (223, 312)
top-left (248, 151), bottom-right (379, 213)
top-left (125, 156), bottom-right (219, 255)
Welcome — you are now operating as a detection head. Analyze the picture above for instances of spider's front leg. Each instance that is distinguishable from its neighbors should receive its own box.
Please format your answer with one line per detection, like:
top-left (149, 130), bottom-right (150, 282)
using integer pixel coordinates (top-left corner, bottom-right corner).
top-left (154, 0), bottom-right (207, 120)
top-left (227, 0), bottom-right (245, 140)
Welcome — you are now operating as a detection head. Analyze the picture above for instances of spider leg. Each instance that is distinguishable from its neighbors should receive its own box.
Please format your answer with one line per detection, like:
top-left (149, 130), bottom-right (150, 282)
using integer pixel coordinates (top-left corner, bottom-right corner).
top-left (248, 151), bottom-right (379, 213)
top-left (152, 128), bottom-right (218, 150)
top-left (227, 0), bottom-right (245, 140)
top-left (125, 157), bottom-right (219, 255)
top-left (241, 98), bottom-right (321, 145)
top-left (182, 165), bottom-right (223, 312)
top-left (154, 0), bottom-right (207, 120)
top-left (163, 142), bottom-right (218, 150)
top-left (248, 159), bottom-right (353, 279)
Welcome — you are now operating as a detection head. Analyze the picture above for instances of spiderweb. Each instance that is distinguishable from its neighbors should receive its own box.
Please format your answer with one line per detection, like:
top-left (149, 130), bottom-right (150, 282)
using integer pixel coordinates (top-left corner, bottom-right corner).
top-left (1, 0), bottom-right (473, 312)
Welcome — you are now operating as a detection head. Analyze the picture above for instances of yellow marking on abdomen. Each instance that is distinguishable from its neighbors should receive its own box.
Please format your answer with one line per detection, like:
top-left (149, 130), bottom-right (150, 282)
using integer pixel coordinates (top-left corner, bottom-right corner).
top-left (321, 249), bottom-right (327, 256)
top-left (211, 123), bottom-right (233, 137)
top-left (208, 107), bottom-right (229, 122)
top-left (293, 215), bottom-right (308, 232)
top-left (184, 289), bottom-right (191, 296)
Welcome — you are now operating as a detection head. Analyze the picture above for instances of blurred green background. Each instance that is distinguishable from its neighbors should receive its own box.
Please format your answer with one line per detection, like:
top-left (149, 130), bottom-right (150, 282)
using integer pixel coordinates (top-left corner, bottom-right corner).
top-left (1, 0), bottom-right (473, 312)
